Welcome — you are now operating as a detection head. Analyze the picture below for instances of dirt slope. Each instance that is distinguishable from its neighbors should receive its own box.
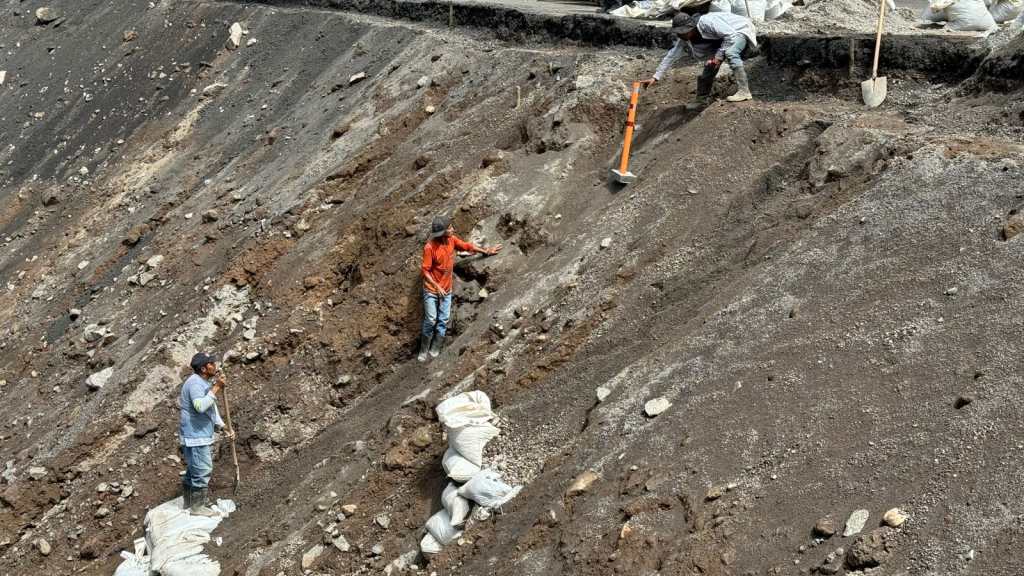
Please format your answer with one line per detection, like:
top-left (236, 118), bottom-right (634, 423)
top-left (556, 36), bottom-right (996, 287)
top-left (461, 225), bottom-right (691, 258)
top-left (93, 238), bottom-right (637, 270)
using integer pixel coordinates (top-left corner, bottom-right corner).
top-left (1, 1), bottom-right (1023, 576)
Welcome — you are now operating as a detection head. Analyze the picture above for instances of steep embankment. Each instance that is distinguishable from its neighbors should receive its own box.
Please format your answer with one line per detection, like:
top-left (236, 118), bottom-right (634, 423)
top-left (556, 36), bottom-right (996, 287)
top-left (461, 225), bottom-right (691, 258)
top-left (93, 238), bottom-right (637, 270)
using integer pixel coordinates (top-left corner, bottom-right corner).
top-left (1, 1), bottom-right (1023, 576)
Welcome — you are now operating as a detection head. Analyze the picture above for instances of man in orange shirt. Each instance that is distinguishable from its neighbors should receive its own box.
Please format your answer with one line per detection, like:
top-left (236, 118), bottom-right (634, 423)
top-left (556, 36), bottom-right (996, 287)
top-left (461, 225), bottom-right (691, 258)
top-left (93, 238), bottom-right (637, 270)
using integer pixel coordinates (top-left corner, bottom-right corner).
top-left (420, 215), bottom-right (502, 362)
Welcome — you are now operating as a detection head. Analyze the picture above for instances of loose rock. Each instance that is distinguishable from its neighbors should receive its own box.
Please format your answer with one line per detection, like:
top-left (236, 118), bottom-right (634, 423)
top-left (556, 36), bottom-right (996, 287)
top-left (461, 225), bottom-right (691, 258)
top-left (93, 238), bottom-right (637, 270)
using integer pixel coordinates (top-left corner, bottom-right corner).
top-left (341, 504), bottom-right (358, 515)
top-left (349, 72), bottom-right (367, 85)
top-left (28, 466), bottom-right (48, 480)
top-left (566, 470), bottom-right (599, 497)
top-left (35, 7), bottom-right (62, 24)
top-left (86, 367), bottom-right (114, 390)
top-left (644, 397), bottom-right (671, 417)
top-left (813, 517), bottom-right (836, 538)
top-left (375, 514), bottom-right (391, 529)
top-left (36, 538), bottom-right (51, 556)
top-left (595, 386), bottom-right (611, 402)
top-left (954, 394), bottom-right (975, 409)
top-left (301, 544), bottom-right (324, 570)
top-left (843, 509), bottom-right (870, 537)
top-left (845, 528), bottom-right (891, 569)
top-left (599, 237), bottom-right (613, 249)
top-left (882, 508), bottom-right (908, 527)
top-left (227, 22), bottom-right (244, 49)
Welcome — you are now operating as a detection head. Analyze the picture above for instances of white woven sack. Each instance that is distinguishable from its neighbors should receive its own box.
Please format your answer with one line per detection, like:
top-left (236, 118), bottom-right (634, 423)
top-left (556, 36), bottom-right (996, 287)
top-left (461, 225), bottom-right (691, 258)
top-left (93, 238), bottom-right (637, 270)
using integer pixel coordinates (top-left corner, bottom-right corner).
top-left (425, 509), bottom-right (463, 546)
top-left (436, 391), bottom-right (493, 429)
top-left (447, 421), bottom-right (500, 466)
top-left (457, 469), bottom-right (522, 509)
top-left (420, 533), bottom-right (443, 555)
top-left (442, 483), bottom-right (472, 526)
top-left (442, 446), bottom-right (481, 482)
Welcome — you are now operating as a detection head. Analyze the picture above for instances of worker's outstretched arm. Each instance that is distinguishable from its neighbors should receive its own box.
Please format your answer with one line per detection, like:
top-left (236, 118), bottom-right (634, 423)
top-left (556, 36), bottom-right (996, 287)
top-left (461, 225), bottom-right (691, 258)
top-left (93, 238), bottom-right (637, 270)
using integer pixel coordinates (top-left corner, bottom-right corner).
top-left (652, 39), bottom-right (685, 82)
top-left (454, 236), bottom-right (502, 256)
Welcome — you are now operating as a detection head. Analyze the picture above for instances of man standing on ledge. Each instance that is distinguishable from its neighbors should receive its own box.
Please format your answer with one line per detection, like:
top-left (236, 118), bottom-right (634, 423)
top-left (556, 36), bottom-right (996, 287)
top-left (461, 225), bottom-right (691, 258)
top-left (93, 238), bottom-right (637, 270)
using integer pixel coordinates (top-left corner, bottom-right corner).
top-left (179, 352), bottom-right (234, 516)
top-left (643, 12), bottom-right (758, 107)
top-left (420, 215), bottom-right (502, 362)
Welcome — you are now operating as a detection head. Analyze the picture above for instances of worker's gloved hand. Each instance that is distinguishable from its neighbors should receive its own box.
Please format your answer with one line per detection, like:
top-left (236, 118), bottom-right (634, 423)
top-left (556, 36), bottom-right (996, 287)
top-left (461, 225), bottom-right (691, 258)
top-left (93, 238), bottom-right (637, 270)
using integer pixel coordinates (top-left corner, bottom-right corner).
top-left (640, 78), bottom-right (657, 89)
top-left (706, 58), bottom-right (721, 67)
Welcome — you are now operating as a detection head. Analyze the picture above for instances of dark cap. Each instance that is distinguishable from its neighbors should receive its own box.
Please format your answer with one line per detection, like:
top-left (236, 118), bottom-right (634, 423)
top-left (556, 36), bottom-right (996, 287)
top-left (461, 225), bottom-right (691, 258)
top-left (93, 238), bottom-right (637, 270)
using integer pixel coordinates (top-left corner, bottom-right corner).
top-left (190, 352), bottom-right (217, 374)
top-left (671, 12), bottom-right (699, 36)
top-left (430, 215), bottom-right (451, 239)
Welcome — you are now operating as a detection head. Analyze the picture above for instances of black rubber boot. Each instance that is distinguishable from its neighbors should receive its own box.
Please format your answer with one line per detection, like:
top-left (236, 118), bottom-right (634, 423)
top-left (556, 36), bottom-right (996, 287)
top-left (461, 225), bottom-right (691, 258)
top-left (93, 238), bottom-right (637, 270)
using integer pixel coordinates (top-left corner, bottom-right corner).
top-left (417, 334), bottom-right (431, 362)
top-left (189, 487), bottom-right (219, 517)
top-left (429, 334), bottom-right (444, 358)
top-left (181, 481), bottom-right (192, 509)
top-left (687, 63), bottom-right (719, 110)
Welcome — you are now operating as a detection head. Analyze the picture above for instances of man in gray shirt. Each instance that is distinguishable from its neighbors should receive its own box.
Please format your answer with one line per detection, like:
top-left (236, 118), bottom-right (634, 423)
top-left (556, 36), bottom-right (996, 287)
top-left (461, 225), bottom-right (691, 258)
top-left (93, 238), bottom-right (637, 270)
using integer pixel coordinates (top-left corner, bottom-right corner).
top-left (179, 352), bottom-right (233, 516)
top-left (643, 12), bottom-right (758, 108)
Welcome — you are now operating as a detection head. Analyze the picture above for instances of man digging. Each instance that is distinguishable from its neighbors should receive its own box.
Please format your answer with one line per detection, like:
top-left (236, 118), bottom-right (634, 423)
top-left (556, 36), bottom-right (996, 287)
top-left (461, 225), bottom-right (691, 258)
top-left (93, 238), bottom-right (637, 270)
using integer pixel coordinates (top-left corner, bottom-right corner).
top-left (419, 215), bottom-right (502, 362)
top-left (179, 352), bottom-right (234, 516)
top-left (643, 11), bottom-right (758, 108)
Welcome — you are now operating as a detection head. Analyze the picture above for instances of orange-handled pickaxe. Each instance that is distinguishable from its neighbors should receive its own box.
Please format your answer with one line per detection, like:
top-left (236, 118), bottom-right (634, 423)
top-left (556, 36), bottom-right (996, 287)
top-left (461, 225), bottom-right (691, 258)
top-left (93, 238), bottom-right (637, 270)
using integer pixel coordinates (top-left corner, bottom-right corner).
top-left (611, 81), bottom-right (641, 184)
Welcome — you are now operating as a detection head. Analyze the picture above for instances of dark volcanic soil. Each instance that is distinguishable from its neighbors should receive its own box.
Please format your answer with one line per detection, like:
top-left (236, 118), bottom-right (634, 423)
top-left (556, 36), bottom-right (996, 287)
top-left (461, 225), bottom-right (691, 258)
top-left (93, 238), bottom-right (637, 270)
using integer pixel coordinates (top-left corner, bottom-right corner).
top-left (1, 1), bottom-right (1023, 576)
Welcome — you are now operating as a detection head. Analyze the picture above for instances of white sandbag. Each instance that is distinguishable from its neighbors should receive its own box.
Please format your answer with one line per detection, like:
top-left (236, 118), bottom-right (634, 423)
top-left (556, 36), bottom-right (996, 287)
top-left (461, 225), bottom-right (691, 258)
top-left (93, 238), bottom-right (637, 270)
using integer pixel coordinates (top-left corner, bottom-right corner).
top-left (442, 482), bottom-right (472, 526)
top-left (987, 0), bottom-right (1022, 22)
top-left (436, 390), bottom-right (493, 429)
top-left (112, 497), bottom-right (235, 576)
top-left (457, 469), bottom-right (522, 509)
top-left (420, 533), bottom-right (443, 555)
top-left (922, 0), bottom-right (997, 30)
top-left (425, 509), bottom-right (463, 546)
top-left (447, 421), bottom-right (500, 467)
top-left (713, 0), bottom-right (767, 21)
top-left (442, 446), bottom-right (481, 482)
top-left (765, 0), bottom-right (792, 19)
top-left (609, 0), bottom-right (709, 17)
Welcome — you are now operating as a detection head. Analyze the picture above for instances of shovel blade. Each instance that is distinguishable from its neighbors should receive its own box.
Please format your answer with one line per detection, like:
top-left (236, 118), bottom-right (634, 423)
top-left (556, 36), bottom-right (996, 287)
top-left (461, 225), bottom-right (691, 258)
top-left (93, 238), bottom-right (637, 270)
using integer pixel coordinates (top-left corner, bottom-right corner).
top-left (861, 76), bottom-right (887, 108)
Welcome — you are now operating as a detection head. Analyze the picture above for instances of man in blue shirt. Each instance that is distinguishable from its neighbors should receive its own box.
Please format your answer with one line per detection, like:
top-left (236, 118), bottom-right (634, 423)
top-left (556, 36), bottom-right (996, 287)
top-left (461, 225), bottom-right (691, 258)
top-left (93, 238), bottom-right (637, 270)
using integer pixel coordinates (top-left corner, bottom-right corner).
top-left (179, 352), bottom-right (234, 516)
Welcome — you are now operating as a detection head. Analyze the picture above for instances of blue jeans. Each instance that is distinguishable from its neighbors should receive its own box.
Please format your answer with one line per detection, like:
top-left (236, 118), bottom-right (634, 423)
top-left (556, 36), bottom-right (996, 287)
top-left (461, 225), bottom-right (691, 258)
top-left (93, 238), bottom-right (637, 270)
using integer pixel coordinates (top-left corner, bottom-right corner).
top-left (182, 444), bottom-right (213, 489)
top-left (422, 290), bottom-right (453, 338)
top-left (722, 35), bottom-right (748, 69)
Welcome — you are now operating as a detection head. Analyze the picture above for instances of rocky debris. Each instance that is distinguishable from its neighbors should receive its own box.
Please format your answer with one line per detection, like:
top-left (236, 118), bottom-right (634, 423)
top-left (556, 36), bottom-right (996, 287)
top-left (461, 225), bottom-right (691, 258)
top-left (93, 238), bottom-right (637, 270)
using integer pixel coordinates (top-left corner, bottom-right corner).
top-left (202, 209), bottom-right (220, 223)
top-left (227, 22), bottom-right (244, 49)
top-left (301, 544), bottom-right (324, 570)
top-left (83, 324), bottom-right (110, 343)
top-left (595, 386), bottom-right (611, 402)
top-left (846, 528), bottom-right (891, 569)
top-left (944, 286), bottom-right (959, 296)
top-left (375, 514), bottom-right (391, 529)
top-left (371, 543), bottom-right (384, 555)
top-left (843, 509), bottom-right (870, 536)
top-left (566, 470), bottom-right (599, 497)
top-left (28, 466), bottom-right (48, 481)
top-left (331, 534), bottom-right (350, 552)
top-left (813, 517), bottom-right (836, 538)
top-left (35, 7), bottom-right (62, 25)
top-left (341, 504), bottom-right (358, 516)
top-left (882, 508), bottom-right (908, 527)
top-left (86, 367), bottom-right (114, 390)
top-left (817, 547), bottom-right (844, 574)
top-left (122, 224), bottom-right (150, 246)
top-left (644, 397), bottom-right (671, 417)
top-left (705, 486), bottom-right (725, 501)
top-left (425, 105), bottom-right (436, 114)
top-left (349, 72), bottom-right (367, 85)
top-left (954, 394), bottom-right (975, 409)
top-left (1003, 209), bottom-right (1024, 240)
top-left (35, 538), bottom-right (51, 556)
top-left (202, 83), bottom-right (228, 99)
top-left (94, 506), bottom-right (111, 518)
top-left (146, 254), bottom-right (165, 269)
top-left (122, 30), bottom-right (138, 42)
top-left (599, 237), bottom-right (613, 249)
top-left (416, 75), bottom-right (431, 88)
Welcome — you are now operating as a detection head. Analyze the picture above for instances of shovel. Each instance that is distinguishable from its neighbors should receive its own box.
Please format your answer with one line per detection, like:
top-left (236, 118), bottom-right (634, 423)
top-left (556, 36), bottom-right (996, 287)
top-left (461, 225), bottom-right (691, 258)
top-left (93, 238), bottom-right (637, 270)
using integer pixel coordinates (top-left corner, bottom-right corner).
top-left (610, 81), bottom-right (642, 185)
top-left (861, 0), bottom-right (888, 108)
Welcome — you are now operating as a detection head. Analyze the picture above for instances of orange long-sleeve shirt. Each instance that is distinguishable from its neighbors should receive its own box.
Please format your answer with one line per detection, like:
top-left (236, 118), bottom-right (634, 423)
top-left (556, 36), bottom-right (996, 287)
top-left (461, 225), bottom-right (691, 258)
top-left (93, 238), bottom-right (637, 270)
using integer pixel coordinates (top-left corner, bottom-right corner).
top-left (422, 235), bottom-right (478, 294)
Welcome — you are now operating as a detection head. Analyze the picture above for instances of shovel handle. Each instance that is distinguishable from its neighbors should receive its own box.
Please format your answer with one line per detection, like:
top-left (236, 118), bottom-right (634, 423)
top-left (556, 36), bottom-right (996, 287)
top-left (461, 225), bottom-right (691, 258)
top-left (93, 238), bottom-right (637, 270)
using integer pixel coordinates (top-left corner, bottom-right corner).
top-left (618, 81), bottom-right (641, 175)
top-left (871, 0), bottom-right (887, 79)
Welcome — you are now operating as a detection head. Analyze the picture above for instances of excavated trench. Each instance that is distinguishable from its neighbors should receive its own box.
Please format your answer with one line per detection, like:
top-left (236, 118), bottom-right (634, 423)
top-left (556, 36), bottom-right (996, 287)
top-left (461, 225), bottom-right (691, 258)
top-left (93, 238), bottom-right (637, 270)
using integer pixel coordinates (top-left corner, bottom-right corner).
top-left (1, 1), bottom-right (1023, 576)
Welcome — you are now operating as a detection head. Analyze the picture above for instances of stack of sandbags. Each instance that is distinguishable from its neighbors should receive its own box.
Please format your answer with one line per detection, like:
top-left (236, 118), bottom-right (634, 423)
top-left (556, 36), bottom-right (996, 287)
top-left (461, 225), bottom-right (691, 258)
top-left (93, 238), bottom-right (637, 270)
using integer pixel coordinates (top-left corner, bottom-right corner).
top-left (708, 0), bottom-right (793, 21)
top-left (113, 497), bottom-right (236, 576)
top-left (985, 0), bottom-right (1022, 23)
top-left (421, 391), bottom-right (521, 555)
top-left (921, 0), bottom-right (998, 30)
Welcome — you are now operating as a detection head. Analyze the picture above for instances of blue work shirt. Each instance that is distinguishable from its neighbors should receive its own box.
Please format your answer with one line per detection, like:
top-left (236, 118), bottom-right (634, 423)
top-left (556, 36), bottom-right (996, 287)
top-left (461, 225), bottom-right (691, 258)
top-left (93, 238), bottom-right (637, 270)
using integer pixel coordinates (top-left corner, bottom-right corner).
top-left (179, 374), bottom-right (224, 447)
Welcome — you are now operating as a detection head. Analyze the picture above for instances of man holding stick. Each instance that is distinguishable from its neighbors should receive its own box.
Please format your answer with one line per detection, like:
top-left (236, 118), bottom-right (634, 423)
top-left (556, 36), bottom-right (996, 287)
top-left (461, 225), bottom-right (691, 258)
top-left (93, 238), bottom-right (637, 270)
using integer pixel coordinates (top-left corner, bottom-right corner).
top-left (179, 352), bottom-right (235, 516)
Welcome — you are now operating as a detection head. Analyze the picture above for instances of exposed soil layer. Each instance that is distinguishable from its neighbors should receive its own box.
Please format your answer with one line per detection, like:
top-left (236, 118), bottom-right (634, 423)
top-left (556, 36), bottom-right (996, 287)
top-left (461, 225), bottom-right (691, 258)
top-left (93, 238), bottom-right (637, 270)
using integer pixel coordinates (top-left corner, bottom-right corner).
top-left (0, 1), bottom-right (1023, 576)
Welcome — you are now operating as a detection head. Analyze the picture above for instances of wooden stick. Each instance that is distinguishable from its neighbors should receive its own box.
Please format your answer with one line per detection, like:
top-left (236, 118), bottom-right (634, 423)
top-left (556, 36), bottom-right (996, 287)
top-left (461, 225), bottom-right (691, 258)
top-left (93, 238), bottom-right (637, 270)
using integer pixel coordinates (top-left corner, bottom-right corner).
top-left (220, 379), bottom-right (241, 493)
